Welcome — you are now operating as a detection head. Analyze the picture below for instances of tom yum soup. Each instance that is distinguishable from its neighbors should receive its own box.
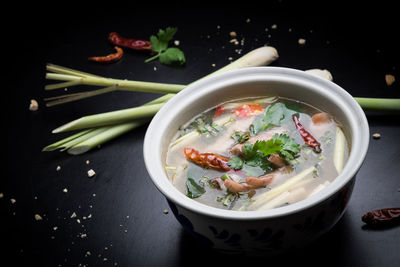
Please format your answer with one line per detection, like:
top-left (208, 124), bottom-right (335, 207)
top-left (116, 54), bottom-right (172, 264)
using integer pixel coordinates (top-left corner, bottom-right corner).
top-left (165, 97), bottom-right (349, 211)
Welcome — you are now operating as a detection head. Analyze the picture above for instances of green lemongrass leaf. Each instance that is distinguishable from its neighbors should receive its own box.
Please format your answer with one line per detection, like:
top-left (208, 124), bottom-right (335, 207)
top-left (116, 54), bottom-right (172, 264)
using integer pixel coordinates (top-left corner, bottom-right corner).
top-left (59, 127), bottom-right (112, 151)
top-left (354, 97), bottom-right (400, 112)
top-left (42, 129), bottom-right (94, 151)
top-left (52, 103), bottom-right (164, 133)
top-left (45, 80), bottom-right (82, 90)
top-left (46, 63), bottom-right (102, 78)
top-left (67, 120), bottom-right (147, 155)
top-left (45, 47), bottom-right (281, 155)
top-left (46, 73), bottom-right (185, 94)
top-left (45, 85), bottom-right (118, 107)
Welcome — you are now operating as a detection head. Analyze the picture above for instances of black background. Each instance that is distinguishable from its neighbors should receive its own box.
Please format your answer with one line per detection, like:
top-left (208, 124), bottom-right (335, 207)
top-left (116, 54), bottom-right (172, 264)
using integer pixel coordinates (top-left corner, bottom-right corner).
top-left (3, 1), bottom-right (400, 266)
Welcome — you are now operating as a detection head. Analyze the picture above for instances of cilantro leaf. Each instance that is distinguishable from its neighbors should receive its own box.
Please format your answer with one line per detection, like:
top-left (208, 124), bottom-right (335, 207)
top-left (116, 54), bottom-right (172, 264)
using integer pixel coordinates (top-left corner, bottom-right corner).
top-left (159, 47), bottom-right (185, 66)
top-left (146, 27), bottom-right (185, 67)
top-left (227, 156), bottom-right (244, 170)
top-left (239, 134), bottom-right (300, 171)
top-left (275, 133), bottom-right (300, 156)
top-left (186, 177), bottom-right (205, 198)
top-left (250, 102), bottom-right (299, 135)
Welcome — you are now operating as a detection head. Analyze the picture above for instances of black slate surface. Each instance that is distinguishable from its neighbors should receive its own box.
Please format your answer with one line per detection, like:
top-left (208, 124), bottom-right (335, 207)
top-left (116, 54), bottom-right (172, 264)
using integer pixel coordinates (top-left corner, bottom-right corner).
top-left (2, 2), bottom-right (400, 266)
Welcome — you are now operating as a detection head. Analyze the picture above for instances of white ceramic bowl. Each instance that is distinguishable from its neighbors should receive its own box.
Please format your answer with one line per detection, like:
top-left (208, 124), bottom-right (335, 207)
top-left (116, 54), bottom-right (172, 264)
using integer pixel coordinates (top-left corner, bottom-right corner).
top-left (143, 67), bottom-right (369, 254)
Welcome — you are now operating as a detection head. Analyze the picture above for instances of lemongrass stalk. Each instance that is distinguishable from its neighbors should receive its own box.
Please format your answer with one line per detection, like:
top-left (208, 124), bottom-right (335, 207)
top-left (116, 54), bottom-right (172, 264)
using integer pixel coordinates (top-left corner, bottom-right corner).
top-left (45, 80), bottom-right (82, 90)
top-left (44, 96), bottom-right (168, 153)
top-left (67, 120), bottom-right (147, 155)
top-left (46, 63), bottom-right (103, 78)
top-left (59, 127), bottom-right (113, 151)
top-left (46, 73), bottom-right (186, 94)
top-left (211, 46), bottom-right (278, 76)
top-left (354, 97), bottom-right (400, 112)
top-left (42, 129), bottom-right (94, 151)
top-left (46, 47), bottom-right (281, 153)
top-left (45, 85), bottom-right (118, 107)
top-left (53, 103), bottom-right (164, 133)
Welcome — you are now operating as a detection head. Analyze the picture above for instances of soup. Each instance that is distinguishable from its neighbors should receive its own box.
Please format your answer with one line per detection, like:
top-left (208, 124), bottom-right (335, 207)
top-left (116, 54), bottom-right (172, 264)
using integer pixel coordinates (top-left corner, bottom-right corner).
top-left (165, 96), bottom-right (349, 211)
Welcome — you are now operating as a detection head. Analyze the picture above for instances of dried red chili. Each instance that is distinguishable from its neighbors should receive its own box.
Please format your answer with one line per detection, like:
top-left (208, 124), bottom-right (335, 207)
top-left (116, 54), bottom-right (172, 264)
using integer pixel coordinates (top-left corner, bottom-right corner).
top-left (88, 46), bottom-right (123, 63)
top-left (292, 114), bottom-right (321, 153)
top-left (362, 208), bottom-right (400, 226)
top-left (108, 32), bottom-right (151, 51)
top-left (184, 148), bottom-right (230, 171)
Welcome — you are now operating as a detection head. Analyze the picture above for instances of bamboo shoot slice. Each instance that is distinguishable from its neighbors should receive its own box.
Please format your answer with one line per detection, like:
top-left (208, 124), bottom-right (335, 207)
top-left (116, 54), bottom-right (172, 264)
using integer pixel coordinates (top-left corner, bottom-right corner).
top-left (258, 191), bottom-right (290, 210)
top-left (249, 166), bottom-right (316, 209)
top-left (333, 127), bottom-right (346, 174)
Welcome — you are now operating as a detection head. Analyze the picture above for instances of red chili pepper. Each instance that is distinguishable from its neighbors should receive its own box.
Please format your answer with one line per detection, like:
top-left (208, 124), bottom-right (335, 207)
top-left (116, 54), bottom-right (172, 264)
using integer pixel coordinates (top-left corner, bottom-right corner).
top-left (184, 148), bottom-right (230, 171)
top-left (362, 208), bottom-right (400, 226)
top-left (232, 104), bottom-right (263, 117)
top-left (88, 46), bottom-right (124, 63)
top-left (292, 114), bottom-right (321, 153)
top-left (214, 106), bottom-right (225, 119)
top-left (108, 32), bottom-right (151, 51)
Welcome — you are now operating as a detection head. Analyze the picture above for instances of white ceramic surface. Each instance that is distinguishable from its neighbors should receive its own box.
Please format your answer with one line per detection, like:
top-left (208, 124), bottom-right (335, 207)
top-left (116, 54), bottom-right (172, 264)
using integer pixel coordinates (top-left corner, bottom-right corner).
top-left (143, 67), bottom-right (369, 254)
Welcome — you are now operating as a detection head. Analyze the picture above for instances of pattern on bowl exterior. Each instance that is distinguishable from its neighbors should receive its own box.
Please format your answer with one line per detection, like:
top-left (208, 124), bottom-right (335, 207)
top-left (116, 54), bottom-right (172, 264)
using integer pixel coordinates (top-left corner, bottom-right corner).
top-left (168, 178), bottom-right (354, 255)
top-left (143, 67), bottom-right (369, 254)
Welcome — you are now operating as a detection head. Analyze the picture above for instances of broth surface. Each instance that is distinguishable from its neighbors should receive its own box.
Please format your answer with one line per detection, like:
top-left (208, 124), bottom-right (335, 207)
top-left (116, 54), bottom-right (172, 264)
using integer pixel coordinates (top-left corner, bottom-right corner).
top-left (165, 97), bottom-right (349, 211)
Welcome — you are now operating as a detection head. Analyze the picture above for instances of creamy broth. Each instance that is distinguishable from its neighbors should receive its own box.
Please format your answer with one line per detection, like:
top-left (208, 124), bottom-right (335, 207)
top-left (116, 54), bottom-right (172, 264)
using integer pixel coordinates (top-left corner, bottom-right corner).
top-left (165, 97), bottom-right (349, 211)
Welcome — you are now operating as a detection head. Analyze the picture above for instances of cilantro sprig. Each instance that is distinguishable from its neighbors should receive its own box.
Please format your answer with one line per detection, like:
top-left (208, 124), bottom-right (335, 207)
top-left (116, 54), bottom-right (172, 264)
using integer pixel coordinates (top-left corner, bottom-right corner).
top-left (227, 133), bottom-right (300, 172)
top-left (250, 102), bottom-right (300, 135)
top-left (145, 27), bottom-right (186, 66)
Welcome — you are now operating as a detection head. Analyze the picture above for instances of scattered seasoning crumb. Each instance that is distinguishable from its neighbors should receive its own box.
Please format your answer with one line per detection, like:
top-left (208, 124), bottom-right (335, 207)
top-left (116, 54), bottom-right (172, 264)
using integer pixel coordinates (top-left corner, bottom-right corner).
top-left (77, 219), bottom-right (81, 224)
top-left (372, 133), bottom-right (381, 139)
top-left (153, 66), bottom-right (157, 71)
top-left (56, 166), bottom-right (61, 171)
top-left (385, 74), bottom-right (395, 86)
top-left (80, 233), bottom-right (87, 238)
top-left (230, 38), bottom-right (238, 44)
top-left (10, 198), bottom-right (16, 204)
top-left (53, 226), bottom-right (58, 231)
top-left (29, 99), bottom-right (39, 111)
top-left (34, 214), bottom-right (43, 221)
top-left (71, 212), bottom-right (77, 218)
top-left (87, 169), bottom-right (96, 178)
top-left (0, 193), bottom-right (3, 199)
top-left (63, 188), bottom-right (68, 193)
top-left (298, 38), bottom-right (306, 45)
top-left (229, 31), bottom-right (237, 37)
top-left (163, 209), bottom-right (169, 214)
top-left (85, 251), bottom-right (91, 257)
top-left (174, 40), bottom-right (180, 46)
top-left (271, 24), bottom-right (277, 29)
top-left (85, 160), bottom-right (90, 165)
top-left (228, 57), bottom-right (233, 61)
top-left (211, 63), bottom-right (216, 67)
top-left (246, 18), bottom-right (251, 23)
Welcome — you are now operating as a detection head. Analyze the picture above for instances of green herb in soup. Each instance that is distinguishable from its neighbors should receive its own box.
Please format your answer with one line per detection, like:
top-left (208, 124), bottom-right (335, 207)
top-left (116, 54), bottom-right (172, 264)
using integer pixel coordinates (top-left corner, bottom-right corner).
top-left (165, 97), bottom-right (349, 211)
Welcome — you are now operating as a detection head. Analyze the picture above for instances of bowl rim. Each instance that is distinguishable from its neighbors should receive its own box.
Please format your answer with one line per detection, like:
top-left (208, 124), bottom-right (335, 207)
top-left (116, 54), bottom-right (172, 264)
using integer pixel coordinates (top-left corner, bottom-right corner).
top-left (143, 66), bottom-right (369, 220)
